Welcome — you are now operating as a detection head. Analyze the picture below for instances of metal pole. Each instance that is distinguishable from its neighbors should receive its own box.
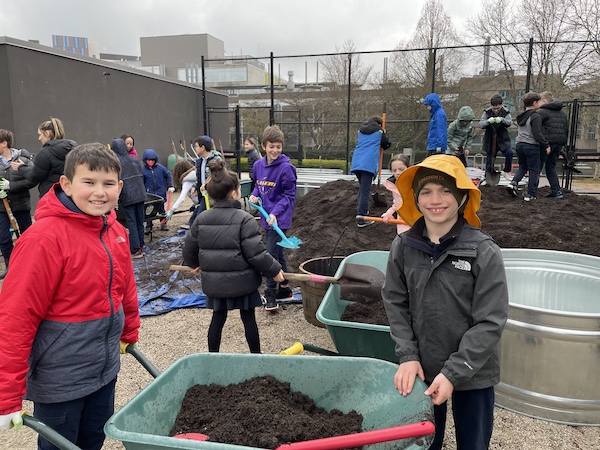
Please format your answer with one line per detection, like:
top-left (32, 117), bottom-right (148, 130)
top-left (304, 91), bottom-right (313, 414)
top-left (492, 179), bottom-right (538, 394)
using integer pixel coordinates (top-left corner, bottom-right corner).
top-left (345, 53), bottom-right (353, 174)
top-left (201, 55), bottom-right (207, 134)
top-left (270, 52), bottom-right (275, 125)
top-left (431, 48), bottom-right (437, 93)
top-left (525, 37), bottom-right (534, 93)
top-left (235, 105), bottom-right (241, 178)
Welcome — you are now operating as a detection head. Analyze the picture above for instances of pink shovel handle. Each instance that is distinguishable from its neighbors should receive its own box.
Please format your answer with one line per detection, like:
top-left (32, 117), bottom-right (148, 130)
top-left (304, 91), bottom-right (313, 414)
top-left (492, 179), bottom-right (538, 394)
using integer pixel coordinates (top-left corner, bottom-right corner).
top-left (275, 421), bottom-right (435, 450)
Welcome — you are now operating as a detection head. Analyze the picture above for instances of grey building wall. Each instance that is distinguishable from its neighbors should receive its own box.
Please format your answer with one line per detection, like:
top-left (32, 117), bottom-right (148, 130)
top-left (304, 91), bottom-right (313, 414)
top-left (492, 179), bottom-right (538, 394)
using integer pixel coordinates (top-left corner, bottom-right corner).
top-left (140, 34), bottom-right (225, 70)
top-left (0, 36), bottom-right (228, 207)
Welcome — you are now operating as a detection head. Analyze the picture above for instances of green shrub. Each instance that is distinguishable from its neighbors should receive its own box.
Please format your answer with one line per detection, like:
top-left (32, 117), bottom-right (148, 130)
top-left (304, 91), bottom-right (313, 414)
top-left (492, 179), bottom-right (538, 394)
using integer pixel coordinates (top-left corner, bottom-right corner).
top-left (229, 158), bottom-right (347, 172)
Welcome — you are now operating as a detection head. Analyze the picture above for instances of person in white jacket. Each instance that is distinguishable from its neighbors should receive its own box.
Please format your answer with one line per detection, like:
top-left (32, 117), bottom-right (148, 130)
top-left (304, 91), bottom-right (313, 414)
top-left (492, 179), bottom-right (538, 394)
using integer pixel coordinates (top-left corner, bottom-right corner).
top-left (164, 160), bottom-right (198, 221)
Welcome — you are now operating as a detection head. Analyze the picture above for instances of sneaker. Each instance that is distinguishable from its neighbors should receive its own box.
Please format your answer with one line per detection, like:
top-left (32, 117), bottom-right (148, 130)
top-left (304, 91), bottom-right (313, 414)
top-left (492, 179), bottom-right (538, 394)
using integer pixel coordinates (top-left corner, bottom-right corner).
top-left (546, 191), bottom-right (564, 199)
top-left (357, 220), bottom-right (375, 228)
top-left (263, 289), bottom-right (279, 312)
top-left (507, 183), bottom-right (518, 197)
top-left (131, 248), bottom-right (145, 259)
top-left (501, 171), bottom-right (513, 182)
top-left (276, 286), bottom-right (293, 300)
top-left (179, 224), bottom-right (190, 230)
top-left (522, 192), bottom-right (537, 202)
top-left (160, 224), bottom-right (170, 231)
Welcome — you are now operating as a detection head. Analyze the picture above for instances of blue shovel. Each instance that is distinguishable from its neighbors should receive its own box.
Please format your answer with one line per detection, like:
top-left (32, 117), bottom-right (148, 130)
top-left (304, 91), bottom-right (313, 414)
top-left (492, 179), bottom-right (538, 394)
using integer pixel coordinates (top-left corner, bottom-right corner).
top-left (249, 198), bottom-right (302, 249)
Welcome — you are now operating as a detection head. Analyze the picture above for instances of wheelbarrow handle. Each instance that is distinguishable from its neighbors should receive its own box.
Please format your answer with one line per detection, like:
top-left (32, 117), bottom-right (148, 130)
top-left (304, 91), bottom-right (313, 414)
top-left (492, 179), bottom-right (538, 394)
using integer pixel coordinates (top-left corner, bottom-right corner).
top-left (23, 415), bottom-right (82, 450)
top-left (125, 344), bottom-right (161, 378)
top-left (275, 421), bottom-right (435, 450)
top-left (356, 215), bottom-right (407, 225)
top-left (283, 272), bottom-right (339, 283)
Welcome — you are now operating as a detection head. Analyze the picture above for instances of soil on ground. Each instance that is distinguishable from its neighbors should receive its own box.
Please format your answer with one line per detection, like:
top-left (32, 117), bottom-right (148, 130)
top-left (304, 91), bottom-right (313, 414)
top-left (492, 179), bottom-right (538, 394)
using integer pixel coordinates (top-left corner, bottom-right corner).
top-left (171, 375), bottom-right (362, 449)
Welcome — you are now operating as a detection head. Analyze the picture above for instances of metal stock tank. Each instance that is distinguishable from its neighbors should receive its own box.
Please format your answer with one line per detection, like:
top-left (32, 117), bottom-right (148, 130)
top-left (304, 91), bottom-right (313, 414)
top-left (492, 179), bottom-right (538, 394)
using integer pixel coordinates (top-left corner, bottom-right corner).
top-left (496, 249), bottom-right (600, 426)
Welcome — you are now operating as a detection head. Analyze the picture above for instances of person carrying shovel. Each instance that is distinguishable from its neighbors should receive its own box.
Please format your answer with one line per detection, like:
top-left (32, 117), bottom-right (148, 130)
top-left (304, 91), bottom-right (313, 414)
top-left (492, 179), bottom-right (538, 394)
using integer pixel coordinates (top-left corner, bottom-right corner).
top-left (479, 94), bottom-right (514, 185)
top-left (382, 155), bottom-right (509, 450)
top-left (350, 115), bottom-right (391, 228)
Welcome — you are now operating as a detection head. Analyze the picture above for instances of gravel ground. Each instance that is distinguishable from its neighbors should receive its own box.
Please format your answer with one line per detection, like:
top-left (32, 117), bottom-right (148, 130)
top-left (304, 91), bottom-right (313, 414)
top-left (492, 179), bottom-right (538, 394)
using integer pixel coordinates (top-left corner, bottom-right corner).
top-left (2, 183), bottom-right (600, 449)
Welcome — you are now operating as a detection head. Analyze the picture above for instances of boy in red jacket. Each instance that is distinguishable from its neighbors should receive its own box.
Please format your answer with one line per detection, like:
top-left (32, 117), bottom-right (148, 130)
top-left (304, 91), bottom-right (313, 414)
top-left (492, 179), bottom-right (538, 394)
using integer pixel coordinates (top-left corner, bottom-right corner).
top-left (0, 143), bottom-right (140, 450)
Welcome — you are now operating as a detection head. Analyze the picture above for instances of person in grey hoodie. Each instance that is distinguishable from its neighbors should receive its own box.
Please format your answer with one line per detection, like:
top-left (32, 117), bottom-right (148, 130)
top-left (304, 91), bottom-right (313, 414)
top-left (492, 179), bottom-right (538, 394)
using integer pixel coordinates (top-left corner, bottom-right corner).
top-left (507, 92), bottom-right (550, 201)
top-left (447, 106), bottom-right (475, 167)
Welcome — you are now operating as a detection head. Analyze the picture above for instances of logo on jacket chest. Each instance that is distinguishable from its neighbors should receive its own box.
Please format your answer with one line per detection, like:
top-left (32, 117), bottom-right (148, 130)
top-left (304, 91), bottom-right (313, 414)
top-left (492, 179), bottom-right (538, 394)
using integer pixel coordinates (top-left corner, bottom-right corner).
top-left (451, 258), bottom-right (471, 272)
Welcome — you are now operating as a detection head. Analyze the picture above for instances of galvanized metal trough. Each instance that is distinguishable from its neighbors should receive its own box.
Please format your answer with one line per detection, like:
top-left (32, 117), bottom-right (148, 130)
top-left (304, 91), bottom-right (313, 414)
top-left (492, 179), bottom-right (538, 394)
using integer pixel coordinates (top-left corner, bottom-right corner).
top-left (497, 248), bottom-right (600, 426)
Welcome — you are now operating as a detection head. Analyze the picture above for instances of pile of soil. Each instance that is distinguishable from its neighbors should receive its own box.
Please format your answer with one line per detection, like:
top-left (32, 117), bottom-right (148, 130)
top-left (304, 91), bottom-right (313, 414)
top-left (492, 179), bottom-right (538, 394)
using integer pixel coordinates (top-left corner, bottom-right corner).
top-left (288, 180), bottom-right (600, 325)
top-left (287, 180), bottom-right (600, 271)
top-left (171, 375), bottom-right (362, 449)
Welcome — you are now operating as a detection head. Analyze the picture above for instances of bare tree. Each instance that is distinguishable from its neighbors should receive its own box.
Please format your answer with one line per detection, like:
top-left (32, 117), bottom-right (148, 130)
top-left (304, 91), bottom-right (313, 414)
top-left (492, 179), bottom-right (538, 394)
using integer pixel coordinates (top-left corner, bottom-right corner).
top-left (319, 40), bottom-right (373, 88)
top-left (389, 0), bottom-right (461, 89)
top-left (466, 0), bottom-right (596, 98)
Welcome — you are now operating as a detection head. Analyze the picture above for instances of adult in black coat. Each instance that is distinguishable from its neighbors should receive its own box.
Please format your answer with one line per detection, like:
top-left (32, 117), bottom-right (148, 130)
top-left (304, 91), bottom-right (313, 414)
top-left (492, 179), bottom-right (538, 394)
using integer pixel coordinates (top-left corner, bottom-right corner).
top-left (11, 118), bottom-right (76, 197)
top-left (110, 138), bottom-right (147, 257)
top-left (0, 129), bottom-right (36, 278)
top-left (537, 91), bottom-right (569, 199)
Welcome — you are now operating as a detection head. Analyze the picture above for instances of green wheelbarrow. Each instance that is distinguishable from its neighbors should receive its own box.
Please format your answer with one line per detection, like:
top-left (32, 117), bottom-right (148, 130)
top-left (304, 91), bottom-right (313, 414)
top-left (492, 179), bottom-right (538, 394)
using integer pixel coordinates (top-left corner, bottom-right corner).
top-left (23, 349), bottom-right (434, 449)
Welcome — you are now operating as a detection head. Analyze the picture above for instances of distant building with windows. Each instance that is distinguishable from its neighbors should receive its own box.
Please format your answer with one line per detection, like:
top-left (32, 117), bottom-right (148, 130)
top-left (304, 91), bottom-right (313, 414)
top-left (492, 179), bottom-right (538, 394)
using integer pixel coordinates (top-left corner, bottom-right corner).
top-left (52, 34), bottom-right (100, 58)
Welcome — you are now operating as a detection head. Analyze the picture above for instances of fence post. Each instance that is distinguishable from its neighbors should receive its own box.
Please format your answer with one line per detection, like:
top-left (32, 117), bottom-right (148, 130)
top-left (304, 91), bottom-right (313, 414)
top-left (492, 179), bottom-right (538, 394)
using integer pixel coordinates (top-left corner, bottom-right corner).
top-left (525, 37), bottom-right (534, 93)
top-left (201, 55), bottom-right (207, 135)
top-left (345, 53), bottom-right (353, 174)
top-left (270, 52), bottom-right (275, 126)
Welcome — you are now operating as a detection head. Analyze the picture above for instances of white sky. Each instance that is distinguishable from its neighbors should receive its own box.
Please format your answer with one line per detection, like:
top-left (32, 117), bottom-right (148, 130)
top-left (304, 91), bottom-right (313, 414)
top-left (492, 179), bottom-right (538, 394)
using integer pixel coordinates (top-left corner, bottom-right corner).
top-left (1, 0), bottom-right (483, 83)
top-left (1, 0), bottom-right (480, 55)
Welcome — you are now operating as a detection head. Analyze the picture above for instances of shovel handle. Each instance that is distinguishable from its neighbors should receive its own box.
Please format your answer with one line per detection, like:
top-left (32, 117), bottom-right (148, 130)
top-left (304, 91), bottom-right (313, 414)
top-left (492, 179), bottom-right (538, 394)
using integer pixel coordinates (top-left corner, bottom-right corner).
top-left (283, 272), bottom-right (339, 283)
top-left (276, 421), bottom-right (435, 450)
top-left (356, 215), bottom-right (407, 225)
top-left (170, 264), bottom-right (195, 272)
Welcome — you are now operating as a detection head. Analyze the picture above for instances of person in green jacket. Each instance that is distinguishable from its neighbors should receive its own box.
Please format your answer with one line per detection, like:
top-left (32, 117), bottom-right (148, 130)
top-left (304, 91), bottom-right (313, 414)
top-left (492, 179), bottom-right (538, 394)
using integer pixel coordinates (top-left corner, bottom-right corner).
top-left (447, 106), bottom-right (475, 167)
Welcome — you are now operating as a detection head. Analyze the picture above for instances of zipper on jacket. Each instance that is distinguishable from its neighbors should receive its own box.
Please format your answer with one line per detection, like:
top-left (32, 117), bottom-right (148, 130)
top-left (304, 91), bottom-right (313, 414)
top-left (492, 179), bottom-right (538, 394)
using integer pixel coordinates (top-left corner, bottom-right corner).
top-left (99, 215), bottom-right (115, 385)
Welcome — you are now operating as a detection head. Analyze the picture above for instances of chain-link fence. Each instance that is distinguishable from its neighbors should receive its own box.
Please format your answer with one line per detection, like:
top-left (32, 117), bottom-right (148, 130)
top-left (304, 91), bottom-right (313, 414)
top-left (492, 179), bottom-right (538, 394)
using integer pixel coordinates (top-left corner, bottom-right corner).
top-left (201, 39), bottom-right (600, 178)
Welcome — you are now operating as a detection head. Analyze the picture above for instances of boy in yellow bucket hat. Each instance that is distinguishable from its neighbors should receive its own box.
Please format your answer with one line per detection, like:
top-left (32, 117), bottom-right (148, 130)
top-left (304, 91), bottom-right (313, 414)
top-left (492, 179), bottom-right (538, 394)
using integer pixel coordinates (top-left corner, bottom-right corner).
top-left (382, 155), bottom-right (509, 450)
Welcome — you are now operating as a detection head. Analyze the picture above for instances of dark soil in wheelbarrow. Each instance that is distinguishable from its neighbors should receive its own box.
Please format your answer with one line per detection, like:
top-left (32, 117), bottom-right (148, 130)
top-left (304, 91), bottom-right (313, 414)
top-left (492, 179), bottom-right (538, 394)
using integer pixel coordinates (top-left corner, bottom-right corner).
top-left (170, 375), bottom-right (363, 449)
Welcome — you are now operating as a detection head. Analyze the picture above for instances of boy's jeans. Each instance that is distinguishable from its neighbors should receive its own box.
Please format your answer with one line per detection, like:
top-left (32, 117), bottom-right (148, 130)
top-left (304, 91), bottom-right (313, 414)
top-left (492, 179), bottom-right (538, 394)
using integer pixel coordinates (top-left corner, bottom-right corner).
top-left (265, 228), bottom-right (288, 289)
top-left (34, 378), bottom-right (117, 450)
top-left (429, 386), bottom-right (495, 450)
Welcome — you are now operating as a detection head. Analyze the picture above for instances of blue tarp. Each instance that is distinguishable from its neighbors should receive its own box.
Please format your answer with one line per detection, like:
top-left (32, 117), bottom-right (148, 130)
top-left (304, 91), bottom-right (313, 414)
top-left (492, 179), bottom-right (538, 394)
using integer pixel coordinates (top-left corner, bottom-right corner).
top-left (134, 230), bottom-right (301, 316)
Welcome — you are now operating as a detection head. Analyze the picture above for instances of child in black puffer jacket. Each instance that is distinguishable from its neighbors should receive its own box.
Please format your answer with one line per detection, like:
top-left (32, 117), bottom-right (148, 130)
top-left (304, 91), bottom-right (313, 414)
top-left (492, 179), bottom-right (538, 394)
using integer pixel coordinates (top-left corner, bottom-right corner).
top-left (182, 159), bottom-right (284, 353)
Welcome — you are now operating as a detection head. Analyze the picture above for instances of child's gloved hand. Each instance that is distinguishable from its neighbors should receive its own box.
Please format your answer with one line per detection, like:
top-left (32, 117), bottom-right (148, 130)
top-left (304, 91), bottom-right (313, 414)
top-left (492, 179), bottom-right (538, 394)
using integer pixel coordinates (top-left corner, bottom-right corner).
top-left (168, 187), bottom-right (175, 193)
top-left (0, 411), bottom-right (23, 430)
top-left (120, 341), bottom-right (138, 354)
top-left (165, 209), bottom-right (174, 220)
top-left (0, 178), bottom-right (10, 190)
top-left (0, 190), bottom-right (7, 199)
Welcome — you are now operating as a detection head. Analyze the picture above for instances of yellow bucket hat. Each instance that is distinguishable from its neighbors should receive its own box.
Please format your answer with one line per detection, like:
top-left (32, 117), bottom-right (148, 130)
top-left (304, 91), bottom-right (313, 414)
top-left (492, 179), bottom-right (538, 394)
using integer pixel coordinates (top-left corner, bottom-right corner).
top-left (396, 155), bottom-right (481, 228)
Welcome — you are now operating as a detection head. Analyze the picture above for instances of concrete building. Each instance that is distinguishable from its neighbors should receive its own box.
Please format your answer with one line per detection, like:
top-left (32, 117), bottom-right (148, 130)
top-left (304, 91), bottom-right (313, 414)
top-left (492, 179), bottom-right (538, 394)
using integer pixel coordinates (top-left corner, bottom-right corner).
top-left (0, 36), bottom-right (228, 205)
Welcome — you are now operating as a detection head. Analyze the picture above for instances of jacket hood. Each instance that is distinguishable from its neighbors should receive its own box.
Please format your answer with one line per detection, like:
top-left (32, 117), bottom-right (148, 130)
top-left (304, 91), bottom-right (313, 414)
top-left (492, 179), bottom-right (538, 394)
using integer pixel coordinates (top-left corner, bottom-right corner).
top-left (540, 100), bottom-right (564, 111)
top-left (424, 93), bottom-right (442, 114)
top-left (142, 148), bottom-right (159, 162)
top-left (456, 106), bottom-right (475, 121)
top-left (267, 153), bottom-right (291, 167)
top-left (110, 138), bottom-right (129, 157)
top-left (359, 119), bottom-right (383, 135)
top-left (516, 109), bottom-right (537, 126)
top-left (396, 155), bottom-right (481, 227)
